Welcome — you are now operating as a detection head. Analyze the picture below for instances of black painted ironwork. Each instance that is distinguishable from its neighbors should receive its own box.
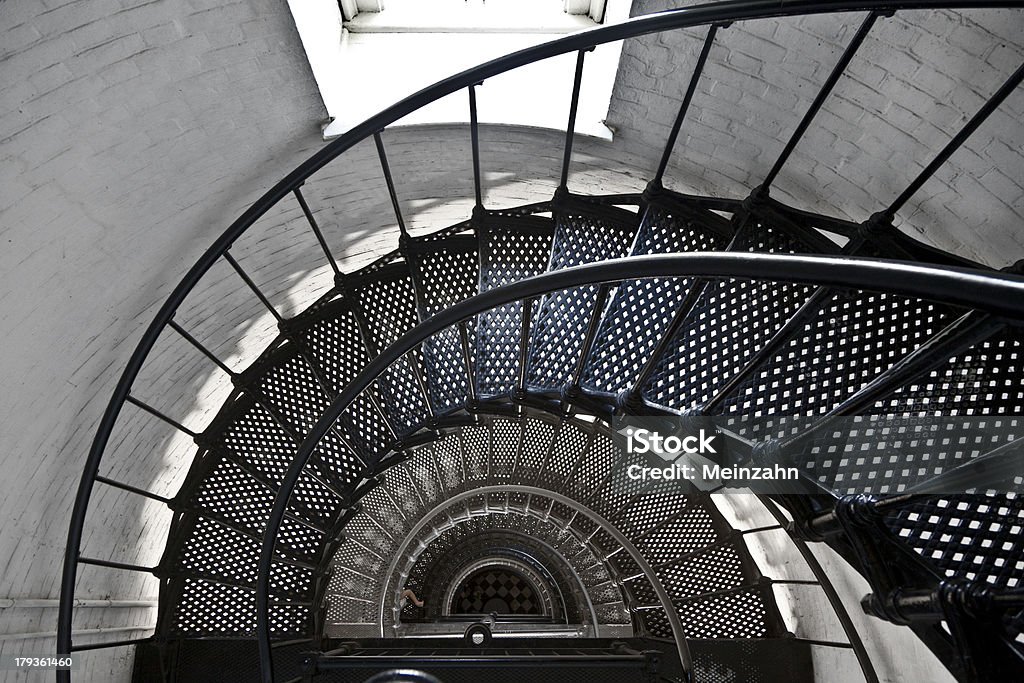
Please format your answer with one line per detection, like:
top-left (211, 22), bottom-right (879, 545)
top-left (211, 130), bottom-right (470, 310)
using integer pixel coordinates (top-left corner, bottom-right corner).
top-left (559, 50), bottom-right (588, 192)
top-left (886, 60), bottom-right (1024, 218)
top-left (653, 24), bottom-right (720, 186)
top-left (759, 11), bottom-right (883, 193)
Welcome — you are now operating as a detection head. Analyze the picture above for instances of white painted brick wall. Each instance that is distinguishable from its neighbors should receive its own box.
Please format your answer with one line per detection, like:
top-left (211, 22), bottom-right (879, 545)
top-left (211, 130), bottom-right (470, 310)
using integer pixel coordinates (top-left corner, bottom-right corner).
top-left (616, 2), bottom-right (1024, 265)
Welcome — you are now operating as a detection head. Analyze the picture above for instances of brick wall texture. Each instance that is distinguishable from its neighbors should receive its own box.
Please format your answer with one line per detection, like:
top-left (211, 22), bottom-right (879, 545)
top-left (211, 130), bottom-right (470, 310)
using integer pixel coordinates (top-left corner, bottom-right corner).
top-left (0, 0), bottom-right (1021, 680)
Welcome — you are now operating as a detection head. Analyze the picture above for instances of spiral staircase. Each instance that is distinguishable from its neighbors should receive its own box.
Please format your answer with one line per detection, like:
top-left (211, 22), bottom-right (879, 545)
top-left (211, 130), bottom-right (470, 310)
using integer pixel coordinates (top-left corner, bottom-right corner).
top-left (56, 2), bottom-right (1024, 682)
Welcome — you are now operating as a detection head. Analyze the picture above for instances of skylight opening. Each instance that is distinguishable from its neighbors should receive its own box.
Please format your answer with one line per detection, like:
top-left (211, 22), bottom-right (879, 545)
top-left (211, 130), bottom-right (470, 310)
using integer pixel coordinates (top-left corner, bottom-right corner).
top-left (289, 0), bottom-right (624, 140)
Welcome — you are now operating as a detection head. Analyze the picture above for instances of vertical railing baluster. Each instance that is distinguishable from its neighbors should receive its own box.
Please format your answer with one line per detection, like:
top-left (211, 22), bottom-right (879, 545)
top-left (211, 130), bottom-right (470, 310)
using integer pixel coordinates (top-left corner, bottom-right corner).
top-left (374, 131), bottom-right (409, 240)
top-left (124, 395), bottom-right (197, 438)
top-left (569, 283), bottom-right (612, 390)
top-left (516, 296), bottom-right (536, 396)
top-left (884, 60), bottom-right (1024, 220)
top-left (469, 84), bottom-right (484, 211)
top-left (168, 320), bottom-right (235, 377)
top-left (653, 24), bottom-right (720, 186)
top-left (559, 49), bottom-right (590, 193)
top-left (294, 187), bottom-right (341, 277)
top-left (223, 251), bottom-right (283, 323)
top-left (458, 321), bottom-right (477, 407)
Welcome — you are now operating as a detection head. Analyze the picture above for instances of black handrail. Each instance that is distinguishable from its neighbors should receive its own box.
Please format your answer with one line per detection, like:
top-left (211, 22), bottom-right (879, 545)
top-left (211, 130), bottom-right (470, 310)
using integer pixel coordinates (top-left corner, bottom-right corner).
top-left (56, 1), bottom-right (1024, 680)
top-left (255, 252), bottom-right (1024, 680)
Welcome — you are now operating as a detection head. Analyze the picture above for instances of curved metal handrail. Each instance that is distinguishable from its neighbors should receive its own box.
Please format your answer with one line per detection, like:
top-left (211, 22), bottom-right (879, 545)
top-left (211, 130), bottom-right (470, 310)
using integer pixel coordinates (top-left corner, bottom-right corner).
top-left (255, 252), bottom-right (1024, 680)
top-left (56, 0), bottom-right (1024, 679)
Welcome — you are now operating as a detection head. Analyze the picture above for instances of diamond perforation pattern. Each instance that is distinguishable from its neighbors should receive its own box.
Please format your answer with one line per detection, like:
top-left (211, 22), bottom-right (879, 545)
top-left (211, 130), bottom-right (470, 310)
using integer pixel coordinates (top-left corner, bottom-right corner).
top-left (477, 221), bottom-right (554, 397)
top-left (584, 203), bottom-right (727, 394)
top-left (310, 430), bottom-right (363, 494)
top-left (288, 471), bottom-right (339, 530)
top-left (569, 432), bottom-right (619, 500)
top-left (192, 459), bottom-right (274, 535)
top-left (636, 506), bottom-right (721, 564)
top-left (277, 517), bottom-right (323, 564)
top-left (516, 418), bottom-right (557, 480)
top-left (527, 210), bottom-right (636, 389)
top-left (353, 273), bottom-right (430, 432)
top-left (256, 351), bottom-right (332, 436)
top-left (172, 578), bottom-right (255, 636)
top-left (799, 329), bottom-right (1024, 494)
top-left (269, 561), bottom-right (314, 600)
top-left (339, 392), bottom-right (393, 459)
top-left (658, 544), bottom-right (746, 599)
top-left (462, 425), bottom-right (491, 482)
top-left (176, 516), bottom-right (260, 586)
top-left (491, 418), bottom-right (521, 479)
top-left (718, 292), bottom-right (959, 438)
top-left (377, 356), bottom-right (430, 435)
top-left (268, 603), bottom-right (309, 637)
top-left (433, 433), bottom-right (465, 493)
top-left (644, 223), bottom-right (816, 411)
top-left (885, 495), bottom-right (1024, 588)
top-left (299, 306), bottom-right (370, 392)
top-left (538, 422), bottom-right (590, 490)
top-left (873, 328), bottom-right (1024, 416)
top-left (676, 587), bottom-right (773, 638)
top-left (220, 403), bottom-right (293, 487)
top-left (415, 242), bottom-right (478, 412)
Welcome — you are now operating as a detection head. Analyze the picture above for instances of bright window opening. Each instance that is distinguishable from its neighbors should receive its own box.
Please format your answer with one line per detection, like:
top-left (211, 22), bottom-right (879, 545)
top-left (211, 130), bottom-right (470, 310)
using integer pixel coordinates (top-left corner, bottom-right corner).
top-left (288, 0), bottom-right (626, 140)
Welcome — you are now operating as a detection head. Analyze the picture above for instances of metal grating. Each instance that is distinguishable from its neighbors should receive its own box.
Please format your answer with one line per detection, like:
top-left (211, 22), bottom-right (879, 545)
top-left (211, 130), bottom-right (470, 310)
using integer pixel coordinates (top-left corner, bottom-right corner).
top-left (254, 349), bottom-right (332, 436)
top-left (191, 458), bottom-right (274, 535)
top-left (172, 578), bottom-right (256, 636)
top-left (297, 304), bottom-right (370, 391)
top-left (872, 327), bottom-right (1024, 416)
top-left (636, 506), bottom-right (721, 565)
top-left (657, 544), bottom-right (746, 600)
top-left (676, 587), bottom-right (775, 638)
top-left (490, 418), bottom-right (521, 479)
top-left (433, 432), bottom-right (466, 494)
top-left (219, 402), bottom-right (293, 487)
top-left (643, 222), bottom-right (818, 411)
top-left (569, 432), bottom-right (620, 501)
top-left (717, 291), bottom-right (961, 438)
top-left (583, 201), bottom-right (728, 395)
top-left (516, 417), bottom-right (557, 480)
top-left (412, 238), bottom-right (479, 412)
top-left (462, 424), bottom-right (491, 482)
top-left (476, 217), bottom-right (555, 397)
top-left (352, 270), bottom-right (430, 433)
top-left (527, 207), bottom-right (636, 390)
top-left (175, 516), bottom-right (261, 587)
top-left (884, 494), bottom-right (1024, 590)
top-left (277, 517), bottom-right (324, 564)
top-left (795, 328), bottom-right (1024, 495)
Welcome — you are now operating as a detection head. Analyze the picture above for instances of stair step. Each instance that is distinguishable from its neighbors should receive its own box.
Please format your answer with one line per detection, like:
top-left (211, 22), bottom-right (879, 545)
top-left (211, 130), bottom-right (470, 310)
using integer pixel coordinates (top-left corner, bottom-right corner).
top-left (349, 262), bottom-right (431, 434)
top-left (408, 235), bottom-right (479, 413)
top-left (582, 197), bottom-right (732, 396)
top-left (713, 290), bottom-right (962, 440)
top-left (641, 219), bottom-right (829, 411)
top-left (476, 214), bottom-right (555, 398)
